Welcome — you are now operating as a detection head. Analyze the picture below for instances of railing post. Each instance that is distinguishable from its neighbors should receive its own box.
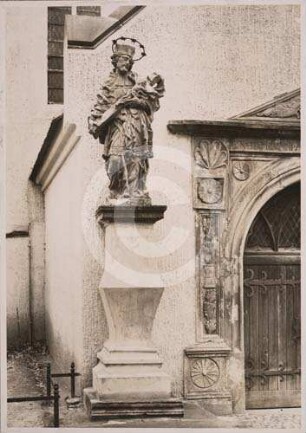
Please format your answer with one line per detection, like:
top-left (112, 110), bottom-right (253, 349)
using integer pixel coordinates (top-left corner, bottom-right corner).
top-left (46, 363), bottom-right (51, 399)
top-left (53, 383), bottom-right (60, 428)
top-left (70, 362), bottom-right (75, 398)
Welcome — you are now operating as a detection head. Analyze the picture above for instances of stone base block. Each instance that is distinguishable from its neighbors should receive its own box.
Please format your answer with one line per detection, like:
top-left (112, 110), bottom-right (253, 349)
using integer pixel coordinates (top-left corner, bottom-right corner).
top-left (183, 338), bottom-right (233, 416)
top-left (93, 361), bottom-right (171, 400)
top-left (84, 388), bottom-right (184, 420)
top-left (99, 343), bottom-right (163, 365)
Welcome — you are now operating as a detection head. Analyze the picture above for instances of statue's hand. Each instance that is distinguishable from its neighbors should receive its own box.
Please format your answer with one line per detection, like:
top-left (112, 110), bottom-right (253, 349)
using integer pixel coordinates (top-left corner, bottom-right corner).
top-left (147, 73), bottom-right (164, 88)
top-left (88, 116), bottom-right (99, 138)
top-left (146, 73), bottom-right (165, 98)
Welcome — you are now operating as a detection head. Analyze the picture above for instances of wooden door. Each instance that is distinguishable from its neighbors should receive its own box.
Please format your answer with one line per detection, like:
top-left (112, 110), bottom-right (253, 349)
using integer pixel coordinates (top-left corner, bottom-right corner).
top-left (243, 183), bottom-right (301, 409)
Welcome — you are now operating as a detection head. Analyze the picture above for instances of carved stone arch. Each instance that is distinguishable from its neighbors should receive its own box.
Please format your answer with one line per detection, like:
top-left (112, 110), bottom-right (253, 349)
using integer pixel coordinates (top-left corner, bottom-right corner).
top-left (224, 158), bottom-right (300, 260)
top-left (220, 158), bottom-right (300, 350)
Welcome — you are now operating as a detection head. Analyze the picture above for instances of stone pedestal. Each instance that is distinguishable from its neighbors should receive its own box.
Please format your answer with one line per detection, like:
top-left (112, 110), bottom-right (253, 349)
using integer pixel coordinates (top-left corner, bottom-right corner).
top-left (184, 336), bottom-right (232, 415)
top-left (84, 205), bottom-right (183, 419)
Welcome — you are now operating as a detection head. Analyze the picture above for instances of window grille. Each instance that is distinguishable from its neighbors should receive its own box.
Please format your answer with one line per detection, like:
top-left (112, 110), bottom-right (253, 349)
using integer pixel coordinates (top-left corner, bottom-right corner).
top-left (76, 6), bottom-right (101, 16)
top-left (246, 183), bottom-right (300, 251)
top-left (48, 7), bottom-right (71, 104)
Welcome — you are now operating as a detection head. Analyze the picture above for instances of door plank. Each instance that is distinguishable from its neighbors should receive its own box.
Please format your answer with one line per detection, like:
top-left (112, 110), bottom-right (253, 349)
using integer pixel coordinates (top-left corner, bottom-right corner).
top-left (244, 260), bottom-right (301, 409)
top-left (268, 266), bottom-right (279, 393)
top-left (285, 266), bottom-right (295, 392)
top-left (278, 265), bottom-right (287, 394)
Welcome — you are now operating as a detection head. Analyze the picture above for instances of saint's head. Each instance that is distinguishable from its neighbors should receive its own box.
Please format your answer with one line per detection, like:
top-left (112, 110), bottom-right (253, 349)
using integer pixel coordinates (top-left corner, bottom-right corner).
top-left (111, 44), bottom-right (135, 75)
top-left (111, 37), bottom-right (146, 75)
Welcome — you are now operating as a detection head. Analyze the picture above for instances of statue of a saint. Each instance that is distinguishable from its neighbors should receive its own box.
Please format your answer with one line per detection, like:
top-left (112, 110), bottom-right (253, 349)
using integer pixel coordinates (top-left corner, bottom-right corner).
top-left (88, 37), bottom-right (165, 205)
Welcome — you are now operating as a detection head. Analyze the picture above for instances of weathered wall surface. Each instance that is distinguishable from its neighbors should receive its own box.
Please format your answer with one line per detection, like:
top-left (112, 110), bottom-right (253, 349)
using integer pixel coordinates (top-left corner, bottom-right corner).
top-left (65, 4), bottom-right (300, 125)
top-left (7, 238), bottom-right (30, 348)
top-left (63, 4), bottom-right (300, 395)
top-left (44, 141), bottom-right (84, 374)
top-left (5, 6), bottom-right (62, 346)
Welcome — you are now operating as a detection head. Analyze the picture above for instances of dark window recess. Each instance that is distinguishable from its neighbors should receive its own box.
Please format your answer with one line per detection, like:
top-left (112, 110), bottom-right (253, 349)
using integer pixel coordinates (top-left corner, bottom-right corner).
top-left (48, 56), bottom-right (63, 71)
top-left (48, 71), bottom-right (63, 88)
top-left (76, 6), bottom-right (101, 16)
top-left (48, 24), bottom-right (65, 41)
top-left (48, 89), bottom-right (64, 105)
top-left (48, 41), bottom-right (64, 57)
top-left (48, 7), bottom-right (71, 25)
top-left (48, 7), bottom-right (71, 104)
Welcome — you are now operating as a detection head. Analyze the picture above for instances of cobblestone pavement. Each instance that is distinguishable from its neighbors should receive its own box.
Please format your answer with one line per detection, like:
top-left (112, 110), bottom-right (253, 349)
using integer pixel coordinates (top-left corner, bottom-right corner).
top-left (234, 408), bottom-right (302, 429)
top-left (6, 347), bottom-right (303, 429)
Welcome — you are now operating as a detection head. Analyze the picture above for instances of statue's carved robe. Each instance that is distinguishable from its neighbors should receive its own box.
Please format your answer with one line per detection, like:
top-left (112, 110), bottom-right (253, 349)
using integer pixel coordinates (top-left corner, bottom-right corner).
top-left (88, 71), bottom-right (164, 200)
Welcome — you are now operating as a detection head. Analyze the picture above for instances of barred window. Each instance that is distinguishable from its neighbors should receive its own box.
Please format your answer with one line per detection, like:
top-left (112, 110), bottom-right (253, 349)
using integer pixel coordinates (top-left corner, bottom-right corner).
top-left (246, 183), bottom-right (300, 251)
top-left (48, 7), bottom-right (71, 104)
top-left (47, 6), bottom-right (101, 104)
top-left (76, 6), bottom-right (101, 17)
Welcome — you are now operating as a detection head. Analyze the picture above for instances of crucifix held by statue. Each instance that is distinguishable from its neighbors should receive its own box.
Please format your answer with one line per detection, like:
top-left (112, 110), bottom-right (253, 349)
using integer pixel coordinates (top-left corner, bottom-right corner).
top-left (88, 37), bottom-right (165, 205)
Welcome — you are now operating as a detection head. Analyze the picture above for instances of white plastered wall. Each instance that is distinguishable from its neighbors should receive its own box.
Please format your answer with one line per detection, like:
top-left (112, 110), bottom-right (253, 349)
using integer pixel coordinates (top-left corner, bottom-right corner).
top-left (5, 6), bottom-right (62, 346)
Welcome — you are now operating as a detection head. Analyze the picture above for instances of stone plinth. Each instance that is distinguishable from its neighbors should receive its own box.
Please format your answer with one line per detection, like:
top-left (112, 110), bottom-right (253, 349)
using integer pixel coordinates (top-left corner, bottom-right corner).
top-left (84, 204), bottom-right (183, 419)
top-left (96, 204), bottom-right (167, 224)
top-left (84, 389), bottom-right (184, 420)
top-left (184, 336), bottom-right (232, 415)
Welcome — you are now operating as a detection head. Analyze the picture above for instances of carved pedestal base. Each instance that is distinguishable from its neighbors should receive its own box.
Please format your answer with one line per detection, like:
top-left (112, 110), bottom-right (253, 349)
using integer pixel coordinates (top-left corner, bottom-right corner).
top-left (184, 336), bottom-right (232, 415)
top-left (84, 286), bottom-right (184, 419)
top-left (91, 287), bottom-right (172, 401)
top-left (85, 205), bottom-right (183, 419)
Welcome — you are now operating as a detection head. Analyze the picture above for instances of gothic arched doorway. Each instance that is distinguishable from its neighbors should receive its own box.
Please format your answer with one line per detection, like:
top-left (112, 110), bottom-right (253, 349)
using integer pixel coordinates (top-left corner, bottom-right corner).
top-left (243, 182), bottom-right (301, 409)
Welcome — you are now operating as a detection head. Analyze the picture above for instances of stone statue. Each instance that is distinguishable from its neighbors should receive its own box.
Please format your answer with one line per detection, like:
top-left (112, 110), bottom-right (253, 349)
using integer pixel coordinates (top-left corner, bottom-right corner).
top-left (88, 37), bottom-right (165, 205)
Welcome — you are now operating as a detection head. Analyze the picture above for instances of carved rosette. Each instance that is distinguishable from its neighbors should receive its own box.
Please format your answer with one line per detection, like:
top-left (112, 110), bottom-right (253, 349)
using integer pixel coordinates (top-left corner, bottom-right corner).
top-left (197, 178), bottom-right (223, 204)
top-left (232, 161), bottom-right (250, 181)
top-left (190, 358), bottom-right (220, 388)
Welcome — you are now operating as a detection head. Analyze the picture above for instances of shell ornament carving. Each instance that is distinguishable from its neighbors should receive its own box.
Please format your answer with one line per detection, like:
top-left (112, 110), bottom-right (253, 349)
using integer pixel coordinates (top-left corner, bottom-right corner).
top-left (195, 139), bottom-right (228, 170)
top-left (190, 358), bottom-right (220, 388)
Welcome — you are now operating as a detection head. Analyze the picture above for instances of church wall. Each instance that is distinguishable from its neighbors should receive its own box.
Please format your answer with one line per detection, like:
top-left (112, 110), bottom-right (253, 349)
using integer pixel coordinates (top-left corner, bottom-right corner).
top-left (5, 6), bottom-right (62, 346)
top-left (63, 4), bottom-right (300, 396)
top-left (44, 140), bottom-right (85, 376)
top-left (7, 238), bottom-right (30, 348)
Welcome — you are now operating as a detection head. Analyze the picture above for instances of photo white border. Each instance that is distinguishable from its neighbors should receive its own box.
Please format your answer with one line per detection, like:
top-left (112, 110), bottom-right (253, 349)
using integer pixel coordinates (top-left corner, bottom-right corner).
top-left (0, 1), bottom-right (304, 433)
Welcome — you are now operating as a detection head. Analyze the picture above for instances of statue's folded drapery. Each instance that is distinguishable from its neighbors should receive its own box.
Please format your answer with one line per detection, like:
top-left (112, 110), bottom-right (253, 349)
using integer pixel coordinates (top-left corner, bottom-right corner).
top-left (88, 70), bottom-right (165, 202)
